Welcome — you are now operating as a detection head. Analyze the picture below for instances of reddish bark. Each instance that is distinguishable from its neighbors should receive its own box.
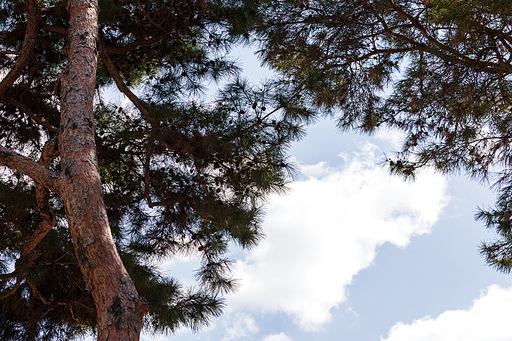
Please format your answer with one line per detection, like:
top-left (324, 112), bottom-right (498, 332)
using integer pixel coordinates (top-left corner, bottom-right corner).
top-left (0, 0), bottom-right (148, 337)
top-left (57, 0), bottom-right (147, 340)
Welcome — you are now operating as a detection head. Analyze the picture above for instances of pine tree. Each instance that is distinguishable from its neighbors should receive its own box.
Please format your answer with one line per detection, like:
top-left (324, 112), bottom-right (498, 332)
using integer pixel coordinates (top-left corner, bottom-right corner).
top-left (255, 0), bottom-right (512, 272)
top-left (0, 0), bottom-right (309, 340)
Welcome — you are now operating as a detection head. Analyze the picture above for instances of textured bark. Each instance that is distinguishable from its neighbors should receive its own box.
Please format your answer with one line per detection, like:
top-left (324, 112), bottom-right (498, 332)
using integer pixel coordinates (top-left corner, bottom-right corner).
top-left (58, 0), bottom-right (147, 340)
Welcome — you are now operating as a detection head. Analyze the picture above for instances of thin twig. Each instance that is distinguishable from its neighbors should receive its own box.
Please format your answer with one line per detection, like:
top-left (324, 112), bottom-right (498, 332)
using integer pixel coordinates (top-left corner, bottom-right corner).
top-left (3, 96), bottom-right (59, 133)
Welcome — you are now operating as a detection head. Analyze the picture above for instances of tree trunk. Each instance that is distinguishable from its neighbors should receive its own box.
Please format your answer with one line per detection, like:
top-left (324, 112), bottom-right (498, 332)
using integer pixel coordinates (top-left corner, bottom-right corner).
top-left (58, 0), bottom-right (147, 340)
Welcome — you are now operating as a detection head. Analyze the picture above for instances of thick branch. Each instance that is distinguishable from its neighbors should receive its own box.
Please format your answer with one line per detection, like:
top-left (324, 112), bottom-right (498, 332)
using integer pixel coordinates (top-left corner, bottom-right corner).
top-left (41, 23), bottom-right (68, 35)
top-left (100, 40), bottom-right (189, 209)
top-left (0, 0), bottom-right (39, 96)
top-left (0, 145), bottom-right (61, 193)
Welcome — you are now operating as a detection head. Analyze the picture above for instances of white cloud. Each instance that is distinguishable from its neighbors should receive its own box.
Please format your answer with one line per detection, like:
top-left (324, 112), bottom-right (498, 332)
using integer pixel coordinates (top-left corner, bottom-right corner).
top-left (382, 284), bottom-right (512, 341)
top-left (228, 142), bottom-right (448, 331)
top-left (262, 332), bottom-right (292, 341)
top-left (222, 313), bottom-right (259, 341)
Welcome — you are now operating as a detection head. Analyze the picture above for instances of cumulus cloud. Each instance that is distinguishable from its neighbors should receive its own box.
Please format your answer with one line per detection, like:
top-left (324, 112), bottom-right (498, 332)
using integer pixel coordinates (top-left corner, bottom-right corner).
top-left (382, 284), bottom-right (512, 341)
top-left (262, 332), bottom-right (292, 341)
top-left (227, 142), bottom-right (448, 331)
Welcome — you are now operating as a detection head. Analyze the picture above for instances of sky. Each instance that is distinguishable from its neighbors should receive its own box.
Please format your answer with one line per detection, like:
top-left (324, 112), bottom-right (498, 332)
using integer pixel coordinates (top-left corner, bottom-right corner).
top-left (143, 120), bottom-right (512, 341)
top-left (116, 48), bottom-right (512, 341)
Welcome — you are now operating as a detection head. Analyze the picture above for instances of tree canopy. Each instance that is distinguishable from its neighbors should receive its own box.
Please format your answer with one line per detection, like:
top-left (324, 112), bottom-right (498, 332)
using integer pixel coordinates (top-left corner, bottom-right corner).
top-left (255, 0), bottom-right (512, 273)
top-left (0, 0), bottom-right (310, 339)
top-left (2, 0), bottom-right (512, 339)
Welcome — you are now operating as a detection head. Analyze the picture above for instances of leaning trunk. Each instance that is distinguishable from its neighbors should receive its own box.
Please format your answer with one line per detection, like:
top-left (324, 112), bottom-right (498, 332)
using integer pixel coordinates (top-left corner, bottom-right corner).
top-left (58, 0), bottom-right (147, 339)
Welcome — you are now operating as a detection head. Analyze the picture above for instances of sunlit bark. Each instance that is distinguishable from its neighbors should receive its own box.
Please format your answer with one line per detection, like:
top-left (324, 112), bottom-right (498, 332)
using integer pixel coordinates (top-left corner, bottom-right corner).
top-left (58, 0), bottom-right (147, 339)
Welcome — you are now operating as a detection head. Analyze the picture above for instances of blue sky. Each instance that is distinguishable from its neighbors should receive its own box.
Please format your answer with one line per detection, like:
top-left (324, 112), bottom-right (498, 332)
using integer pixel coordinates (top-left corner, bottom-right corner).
top-left (142, 118), bottom-right (511, 341)
top-left (113, 48), bottom-right (512, 341)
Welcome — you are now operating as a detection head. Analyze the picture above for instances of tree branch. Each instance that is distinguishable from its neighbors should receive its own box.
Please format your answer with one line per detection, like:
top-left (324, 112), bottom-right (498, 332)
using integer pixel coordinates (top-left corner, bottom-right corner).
top-left (21, 138), bottom-right (59, 259)
top-left (98, 41), bottom-right (152, 117)
top-left (3, 96), bottom-right (59, 133)
top-left (0, 0), bottom-right (39, 96)
top-left (0, 145), bottom-right (61, 193)
top-left (28, 279), bottom-right (53, 305)
top-left (1, 140), bottom-right (59, 281)
top-left (386, 0), bottom-right (512, 73)
top-left (0, 277), bottom-right (23, 300)
top-left (40, 23), bottom-right (68, 35)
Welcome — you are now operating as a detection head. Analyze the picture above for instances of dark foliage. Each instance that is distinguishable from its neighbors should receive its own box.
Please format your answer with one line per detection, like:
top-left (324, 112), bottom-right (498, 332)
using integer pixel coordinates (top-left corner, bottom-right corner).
top-left (255, 0), bottom-right (512, 272)
top-left (0, 0), bottom-right (308, 339)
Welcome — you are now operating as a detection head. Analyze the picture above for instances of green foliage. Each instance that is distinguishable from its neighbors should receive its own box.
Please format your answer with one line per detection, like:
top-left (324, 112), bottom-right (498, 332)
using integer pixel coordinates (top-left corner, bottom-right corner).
top-left (0, 0), bottom-right (305, 339)
top-left (9, 0), bottom-right (512, 337)
top-left (255, 0), bottom-right (512, 272)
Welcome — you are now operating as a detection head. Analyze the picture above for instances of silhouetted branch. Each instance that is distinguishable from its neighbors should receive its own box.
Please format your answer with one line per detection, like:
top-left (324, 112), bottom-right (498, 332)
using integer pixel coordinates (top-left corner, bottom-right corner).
top-left (0, 0), bottom-right (39, 96)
